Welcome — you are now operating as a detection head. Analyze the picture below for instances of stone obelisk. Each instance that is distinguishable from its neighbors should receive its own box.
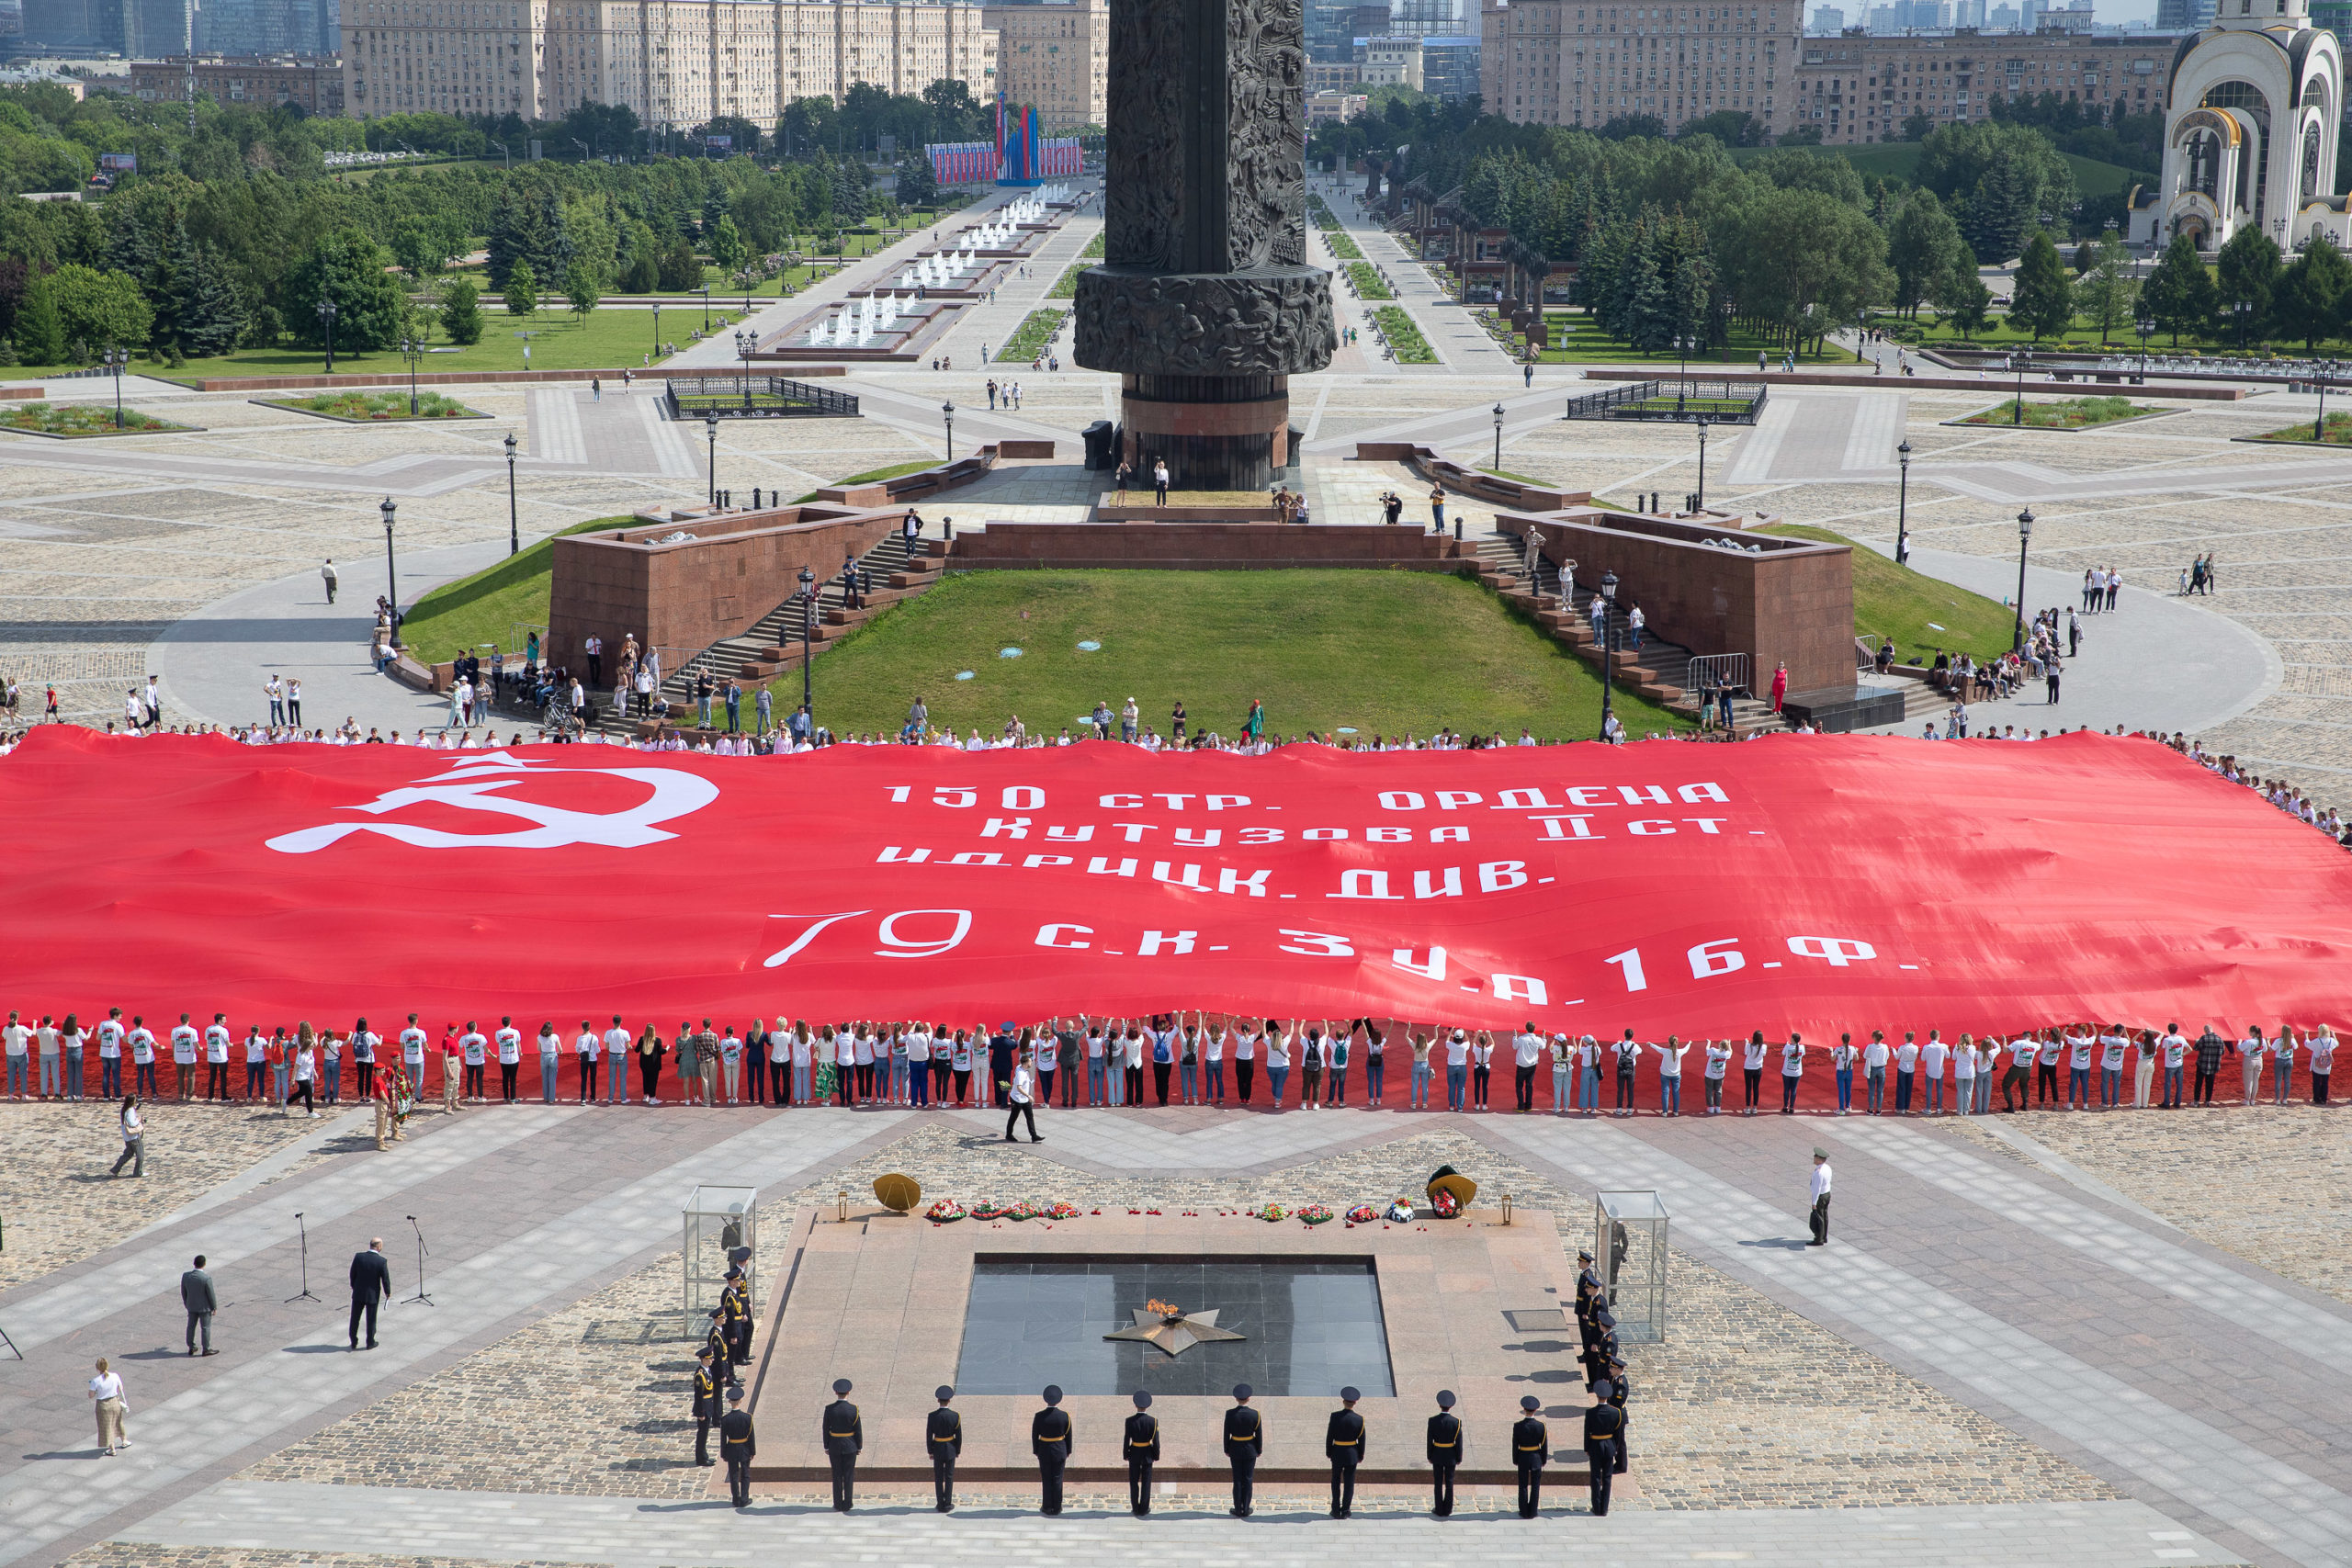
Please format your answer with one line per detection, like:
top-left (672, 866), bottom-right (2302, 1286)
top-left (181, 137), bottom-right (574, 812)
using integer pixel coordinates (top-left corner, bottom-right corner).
top-left (1072, 0), bottom-right (1336, 490)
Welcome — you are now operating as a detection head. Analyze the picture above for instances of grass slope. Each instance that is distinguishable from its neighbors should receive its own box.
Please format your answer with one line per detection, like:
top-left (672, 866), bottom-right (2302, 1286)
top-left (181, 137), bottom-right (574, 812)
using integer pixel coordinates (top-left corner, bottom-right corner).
top-left (398, 515), bottom-right (639, 660)
top-left (808, 569), bottom-right (1691, 741)
top-left (1727, 141), bottom-right (2147, 197)
top-left (1760, 523), bottom-right (2016, 663)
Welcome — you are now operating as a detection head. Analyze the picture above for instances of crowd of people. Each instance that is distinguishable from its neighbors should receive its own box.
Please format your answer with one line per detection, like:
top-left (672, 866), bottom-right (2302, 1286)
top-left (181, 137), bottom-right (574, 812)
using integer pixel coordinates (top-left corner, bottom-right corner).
top-left (8, 1010), bottom-right (2337, 1119)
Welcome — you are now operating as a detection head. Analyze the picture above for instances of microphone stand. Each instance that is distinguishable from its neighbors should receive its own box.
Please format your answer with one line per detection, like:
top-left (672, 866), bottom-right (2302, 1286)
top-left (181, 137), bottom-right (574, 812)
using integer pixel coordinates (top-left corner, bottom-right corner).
top-left (286, 1212), bottom-right (321, 1303)
top-left (404, 1214), bottom-right (434, 1306)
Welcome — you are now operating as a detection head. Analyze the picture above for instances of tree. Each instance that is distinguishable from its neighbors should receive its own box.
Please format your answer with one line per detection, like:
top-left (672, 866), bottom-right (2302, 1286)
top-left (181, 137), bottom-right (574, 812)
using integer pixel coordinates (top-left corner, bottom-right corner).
top-left (564, 260), bottom-right (598, 324)
top-left (392, 214), bottom-right (449, 277)
top-left (895, 156), bottom-right (938, 209)
top-left (504, 259), bottom-right (537, 319)
top-left (1901, 110), bottom-right (1933, 142)
top-left (2075, 231), bottom-right (2137, 344)
top-left (658, 236), bottom-right (703, 292)
top-left (1886, 187), bottom-right (1965, 318)
top-left (621, 248), bottom-right (660, 294)
top-left (173, 237), bottom-right (244, 358)
top-left (14, 270), bottom-right (66, 364)
top-left (1595, 114), bottom-right (1668, 141)
top-left (2214, 224), bottom-right (2281, 344)
top-left (2277, 235), bottom-right (2352, 350)
top-left (1916, 120), bottom-right (2075, 265)
top-left (440, 277), bottom-right (484, 344)
top-left (1939, 268), bottom-right (1994, 341)
top-left (709, 214), bottom-right (746, 273)
top-left (44, 263), bottom-right (153, 357)
top-left (1679, 109), bottom-right (1764, 147)
top-left (281, 229), bottom-right (405, 353)
top-left (2007, 231), bottom-right (2075, 344)
top-left (2139, 233), bottom-right (2217, 345)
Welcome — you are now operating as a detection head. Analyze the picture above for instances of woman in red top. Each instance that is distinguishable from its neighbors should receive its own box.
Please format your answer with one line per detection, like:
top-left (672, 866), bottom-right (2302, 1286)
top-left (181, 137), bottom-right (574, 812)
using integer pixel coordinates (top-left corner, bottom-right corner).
top-left (1770, 661), bottom-right (1789, 712)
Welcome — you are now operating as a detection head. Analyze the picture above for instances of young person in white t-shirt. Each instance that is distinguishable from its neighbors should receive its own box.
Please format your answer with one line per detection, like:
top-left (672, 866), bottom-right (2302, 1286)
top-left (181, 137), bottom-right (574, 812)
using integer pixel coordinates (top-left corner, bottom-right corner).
top-left (537, 1021), bottom-right (563, 1104)
top-left (1613, 1030), bottom-right (1643, 1116)
top-left (1549, 1032), bottom-right (1574, 1116)
top-left (1441, 1028), bottom-right (1471, 1112)
top-left (494, 1018), bottom-right (524, 1103)
top-left (1202, 1011), bottom-right (1227, 1106)
top-left (1741, 1031), bottom-right (1770, 1115)
top-left (1233, 1021), bottom-right (1261, 1106)
top-left (603, 1016), bottom-right (632, 1104)
top-left (2270, 1025), bottom-right (2299, 1106)
top-left (2064, 1027), bottom-right (2095, 1111)
top-left (2158, 1024), bottom-right (2190, 1108)
top-left (460, 1022), bottom-right (489, 1102)
top-left (168, 1014), bottom-right (198, 1101)
top-left (1655, 1034), bottom-right (1689, 1117)
top-left (400, 1013), bottom-right (430, 1099)
top-left (2098, 1025), bottom-right (2132, 1110)
top-left (96, 1008), bottom-right (125, 1100)
top-left (1949, 1032), bottom-right (1975, 1116)
top-left (573, 1020), bottom-right (602, 1104)
top-left (1511, 1025), bottom-right (1544, 1114)
top-left (204, 1014), bottom-right (233, 1101)
top-left (2236, 1025), bottom-right (2267, 1107)
top-left (2308, 1026), bottom-right (2335, 1103)
top-left (127, 1016), bottom-right (157, 1100)
top-left (1577, 1032), bottom-right (1603, 1116)
top-left (1779, 1033), bottom-right (1806, 1114)
top-left (1702, 1038), bottom-right (1732, 1114)
top-left (786, 1021), bottom-right (811, 1106)
top-left (1918, 1031), bottom-right (1948, 1115)
top-left (1891, 1031), bottom-right (1920, 1116)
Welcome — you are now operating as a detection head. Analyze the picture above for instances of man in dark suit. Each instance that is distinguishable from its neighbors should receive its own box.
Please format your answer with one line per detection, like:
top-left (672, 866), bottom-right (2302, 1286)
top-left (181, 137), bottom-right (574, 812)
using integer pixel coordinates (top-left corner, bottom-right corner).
top-left (821, 1377), bottom-right (862, 1511)
top-left (1223, 1383), bottom-right (1262, 1517)
top-left (691, 1346), bottom-right (720, 1465)
top-left (1583, 1381), bottom-right (1626, 1515)
top-left (1511, 1393), bottom-right (1549, 1518)
top-left (718, 1385), bottom-right (756, 1507)
top-left (347, 1237), bottom-right (390, 1349)
top-left (1427, 1388), bottom-right (1463, 1517)
top-left (1124, 1390), bottom-right (1160, 1516)
top-left (1031, 1383), bottom-right (1072, 1516)
top-left (926, 1385), bottom-right (962, 1512)
top-left (1326, 1384), bottom-right (1365, 1517)
top-left (180, 1254), bottom-right (218, 1357)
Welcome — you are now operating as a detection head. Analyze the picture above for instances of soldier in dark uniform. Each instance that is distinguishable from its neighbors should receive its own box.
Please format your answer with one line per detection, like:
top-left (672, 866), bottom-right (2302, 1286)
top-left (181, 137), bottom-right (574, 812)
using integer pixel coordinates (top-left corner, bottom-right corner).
top-left (702, 1306), bottom-right (734, 1387)
top-left (1223, 1383), bottom-right (1263, 1517)
top-left (1124, 1390), bottom-right (1160, 1516)
top-left (1426, 1388), bottom-right (1464, 1517)
top-left (926, 1384), bottom-right (962, 1512)
top-left (1574, 1249), bottom-right (1604, 1325)
top-left (1582, 1380), bottom-right (1626, 1515)
top-left (718, 1384), bottom-right (756, 1507)
top-left (821, 1376), bottom-right (862, 1512)
top-left (1325, 1384), bottom-right (1365, 1517)
top-left (690, 1346), bottom-right (719, 1466)
top-left (1581, 1303), bottom-right (1620, 1389)
top-left (1031, 1383), bottom-right (1072, 1516)
top-left (721, 1267), bottom-right (752, 1374)
top-left (1511, 1393), bottom-right (1549, 1518)
top-left (1605, 1355), bottom-right (1630, 1474)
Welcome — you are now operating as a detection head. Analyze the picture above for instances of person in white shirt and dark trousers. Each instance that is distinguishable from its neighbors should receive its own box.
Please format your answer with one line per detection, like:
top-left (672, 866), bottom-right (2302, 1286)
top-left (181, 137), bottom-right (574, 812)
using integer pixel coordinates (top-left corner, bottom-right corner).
top-left (109, 1096), bottom-right (143, 1177)
top-left (1807, 1149), bottom-right (1833, 1247)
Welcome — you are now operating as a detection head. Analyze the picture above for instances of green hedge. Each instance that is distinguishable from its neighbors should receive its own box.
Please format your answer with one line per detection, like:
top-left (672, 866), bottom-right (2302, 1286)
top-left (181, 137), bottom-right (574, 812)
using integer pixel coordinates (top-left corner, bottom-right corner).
top-left (1345, 261), bottom-right (1393, 299)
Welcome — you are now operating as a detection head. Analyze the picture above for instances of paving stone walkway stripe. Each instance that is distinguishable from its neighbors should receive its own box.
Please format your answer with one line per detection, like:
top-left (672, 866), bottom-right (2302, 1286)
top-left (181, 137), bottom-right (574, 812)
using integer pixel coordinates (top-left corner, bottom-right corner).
top-left (0, 1108), bottom-right (903, 1568)
top-left (1487, 1119), bottom-right (2352, 1568)
top-left (1963, 1119), bottom-right (2185, 1231)
top-left (1833, 1122), bottom-right (2352, 1373)
top-left (120, 1107), bottom-right (376, 1244)
top-left (113, 1482), bottom-right (2243, 1567)
top-left (935, 1104), bottom-right (1420, 1173)
top-left (0, 1108), bottom-right (582, 1352)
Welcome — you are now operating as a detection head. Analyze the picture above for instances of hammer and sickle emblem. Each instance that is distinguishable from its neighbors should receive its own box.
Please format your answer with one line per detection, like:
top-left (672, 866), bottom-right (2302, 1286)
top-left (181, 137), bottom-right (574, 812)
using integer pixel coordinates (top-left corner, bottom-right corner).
top-left (265, 751), bottom-right (719, 853)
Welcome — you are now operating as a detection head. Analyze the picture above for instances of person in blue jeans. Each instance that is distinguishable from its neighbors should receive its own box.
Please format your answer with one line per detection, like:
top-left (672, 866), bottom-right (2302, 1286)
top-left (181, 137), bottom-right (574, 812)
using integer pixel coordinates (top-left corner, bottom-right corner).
top-left (1833, 1033), bottom-right (1857, 1114)
top-left (1444, 1030), bottom-right (1469, 1111)
top-left (1266, 1024), bottom-right (1292, 1110)
top-left (1361, 1021), bottom-right (1385, 1106)
top-left (1328, 1025), bottom-right (1350, 1106)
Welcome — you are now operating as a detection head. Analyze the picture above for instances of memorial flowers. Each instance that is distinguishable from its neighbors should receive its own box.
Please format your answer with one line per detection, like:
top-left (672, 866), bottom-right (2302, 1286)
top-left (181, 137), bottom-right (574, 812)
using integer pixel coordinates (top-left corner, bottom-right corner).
top-left (1344, 1203), bottom-right (1379, 1226)
top-left (1385, 1199), bottom-right (1417, 1224)
top-left (925, 1199), bottom-right (967, 1223)
top-left (1256, 1202), bottom-right (1288, 1223)
top-left (1296, 1203), bottom-right (1335, 1225)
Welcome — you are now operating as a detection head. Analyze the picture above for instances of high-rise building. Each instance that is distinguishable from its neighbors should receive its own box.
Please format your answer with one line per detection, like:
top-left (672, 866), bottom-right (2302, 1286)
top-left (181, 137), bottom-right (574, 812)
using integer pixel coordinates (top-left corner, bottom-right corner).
top-left (982, 0), bottom-right (1103, 130)
top-left (1791, 29), bottom-right (2174, 141)
top-left (22, 0), bottom-right (130, 52)
top-left (344, 0), bottom-right (993, 128)
top-left (197, 0), bottom-right (340, 56)
top-left (1419, 32), bottom-right (1480, 96)
top-left (2154, 0), bottom-right (2216, 27)
top-left (1481, 0), bottom-right (1799, 130)
top-left (1808, 5), bottom-right (1846, 31)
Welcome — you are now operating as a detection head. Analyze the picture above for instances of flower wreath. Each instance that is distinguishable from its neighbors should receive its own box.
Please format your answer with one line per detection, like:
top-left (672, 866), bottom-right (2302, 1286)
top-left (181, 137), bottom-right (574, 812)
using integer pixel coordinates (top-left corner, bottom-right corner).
top-left (1258, 1202), bottom-right (1288, 1223)
top-left (1430, 1188), bottom-right (1462, 1218)
top-left (1296, 1203), bottom-right (1336, 1225)
top-left (1385, 1198), bottom-right (1417, 1224)
top-left (925, 1199), bottom-right (967, 1224)
top-left (1344, 1203), bottom-right (1379, 1226)
top-left (1046, 1201), bottom-right (1083, 1220)
top-left (970, 1200), bottom-right (1008, 1221)
top-left (1006, 1200), bottom-right (1044, 1222)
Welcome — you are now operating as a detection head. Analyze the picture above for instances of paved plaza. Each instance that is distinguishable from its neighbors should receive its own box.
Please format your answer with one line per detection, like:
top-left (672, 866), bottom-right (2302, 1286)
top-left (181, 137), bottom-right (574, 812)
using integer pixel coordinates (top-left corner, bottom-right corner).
top-left (4, 1096), bottom-right (2346, 1568)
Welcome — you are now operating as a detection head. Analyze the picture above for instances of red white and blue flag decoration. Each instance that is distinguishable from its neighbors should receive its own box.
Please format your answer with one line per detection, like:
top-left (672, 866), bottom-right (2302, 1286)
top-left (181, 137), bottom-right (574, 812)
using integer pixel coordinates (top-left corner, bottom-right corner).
top-left (927, 141), bottom-right (995, 186)
top-left (4, 728), bottom-right (2350, 1043)
top-left (1039, 137), bottom-right (1082, 176)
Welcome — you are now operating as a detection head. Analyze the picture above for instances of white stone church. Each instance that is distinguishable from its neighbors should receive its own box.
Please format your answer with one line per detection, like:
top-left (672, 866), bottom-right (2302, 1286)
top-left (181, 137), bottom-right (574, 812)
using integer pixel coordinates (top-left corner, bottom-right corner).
top-left (2128, 0), bottom-right (2346, 254)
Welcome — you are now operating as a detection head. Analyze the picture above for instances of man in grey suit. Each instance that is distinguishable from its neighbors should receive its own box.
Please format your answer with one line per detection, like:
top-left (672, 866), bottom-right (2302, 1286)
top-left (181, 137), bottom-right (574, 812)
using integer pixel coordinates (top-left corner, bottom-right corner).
top-left (348, 1237), bottom-right (391, 1349)
top-left (180, 1255), bottom-right (218, 1356)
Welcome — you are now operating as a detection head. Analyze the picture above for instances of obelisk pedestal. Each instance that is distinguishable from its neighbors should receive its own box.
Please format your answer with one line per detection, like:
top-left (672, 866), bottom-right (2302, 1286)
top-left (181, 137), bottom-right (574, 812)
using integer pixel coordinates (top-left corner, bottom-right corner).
top-left (1073, 0), bottom-right (1335, 491)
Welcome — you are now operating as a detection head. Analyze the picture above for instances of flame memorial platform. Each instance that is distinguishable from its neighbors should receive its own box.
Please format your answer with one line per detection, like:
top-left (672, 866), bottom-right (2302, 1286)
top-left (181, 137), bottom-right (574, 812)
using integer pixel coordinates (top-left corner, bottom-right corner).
top-left (743, 1205), bottom-right (1605, 1491)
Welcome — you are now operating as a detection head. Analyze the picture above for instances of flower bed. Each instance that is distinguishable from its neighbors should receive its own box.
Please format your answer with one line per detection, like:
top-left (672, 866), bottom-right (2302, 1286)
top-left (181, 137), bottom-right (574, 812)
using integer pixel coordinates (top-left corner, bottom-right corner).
top-left (1046, 264), bottom-right (1086, 299)
top-left (997, 308), bottom-right (1067, 363)
top-left (1344, 261), bottom-right (1394, 300)
top-left (2251, 412), bottom-right (2352, 446)
top-left (1307, 196), bottom-right (1340, 231)
top-left (1373, 306), bottom-right (1436, 364)
top-left (270, 389), bottom-right (485, 422)
top-left (1956, 395), bottom-right (2160, 430)
top-left (1326, 232), bottom-right (1363, 261)
top-left (1, 401), bottom-right (193, 437)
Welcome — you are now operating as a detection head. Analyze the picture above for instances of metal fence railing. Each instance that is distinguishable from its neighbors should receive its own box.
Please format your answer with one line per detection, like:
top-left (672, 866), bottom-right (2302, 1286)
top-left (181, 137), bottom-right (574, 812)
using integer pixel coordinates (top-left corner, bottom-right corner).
top-left (1566, 378), bottom-right (1767, 425)
top-left (665, 376), bottom-right (860, 419)
top-left (1685, 653), bottom-right (1750, 700)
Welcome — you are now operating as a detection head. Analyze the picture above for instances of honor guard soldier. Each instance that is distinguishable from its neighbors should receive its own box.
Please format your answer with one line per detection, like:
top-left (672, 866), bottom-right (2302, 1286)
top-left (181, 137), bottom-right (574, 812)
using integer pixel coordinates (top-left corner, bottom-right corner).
top-left (1582, 1381), bottom-right (1626, 1515)
top-left (1326, 1385), bottom-right (1366, 1517)
top-left (690, 1346), bottom-right (720, 1466)
top-left (702, 1306), bottom-right (734, 1387)
top-left (926, 1385), bottom-right (962, 1512)
top-left (1604, 1356), bottom-right (1631, 1474)
top-left (1426, 1389), bottom-right (1464, 1517)
top-left (718, 1385), bottom-right (756, 1508)
top-left (1511, 1393), bottom-right (1549, 1518)
top-left (1125, 1390), bottom-right (1161, 1516)
top-left (821, 1377), bottom-right (862, 1512)
top-left (1223, 1383), bottom-right (1263, 1517)
top-left (1581, 1303), bottom-right (1620, 1389)
top-left (1574, 1249), bottom-right (1605, 1325)
top-left (1031, 1384), bottom-right (1072, 1516)
top-left (721, 1267), bottom-right (752, 1372)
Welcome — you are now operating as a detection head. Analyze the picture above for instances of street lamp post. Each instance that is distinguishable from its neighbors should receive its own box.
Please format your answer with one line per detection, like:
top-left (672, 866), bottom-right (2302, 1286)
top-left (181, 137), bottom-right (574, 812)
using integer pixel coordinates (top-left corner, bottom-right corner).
top-left (2317, 356), bottom-right (2336, 443)
top-left (2136, 316), bottom-right (2154, 384)
top-left (380, 495), bottom-right (402, 649)
top-left (651, 300), bottom-right (662, 362)
top-left (400, 336), bottom-right (424, 415)
top-left (734, 328), bottom-right (753, 409)
top-left (704, 412), bottom-right (719, 504)
top-left (942, 400), bottom-right (956, 460)
top-left (699, 285), bottom-right (711, 334)
top-left (2011, 346), bottom-right (2031, 425)
top-left (797, 564), bottom-right (816, 729)
top-left (1492, 402), bottom-right (1504, 471)
top-left (1894, 437), bottom-right (1912, 566)
top-left (504, 431), bottom-right (519, 556)
top-left (1854, 310), bottom-right (1866, 364)
top-left (2012, 507), bottom-right (2034, 653)
top-left (1596, 569), bottom-right (1618, 741)
top-left (317, 296), bottom-right (338, 375)
top-left (2234, 299), bottom-right (2253, 352)
top-left (1694, 416), bottom-right (1709, 512)
top-left (105, 347), bottom-right (123, 428)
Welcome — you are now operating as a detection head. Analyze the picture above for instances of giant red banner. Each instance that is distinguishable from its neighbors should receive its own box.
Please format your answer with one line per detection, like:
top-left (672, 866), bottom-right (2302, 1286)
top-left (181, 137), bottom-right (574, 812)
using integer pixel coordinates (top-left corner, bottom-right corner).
top-left (5, 727), bottom-right (2350, 1040)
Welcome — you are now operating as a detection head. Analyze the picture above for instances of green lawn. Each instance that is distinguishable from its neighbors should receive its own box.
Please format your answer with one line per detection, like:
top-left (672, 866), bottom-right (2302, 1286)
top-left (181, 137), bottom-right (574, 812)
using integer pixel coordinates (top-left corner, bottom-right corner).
top-left (398, 515), bottom-right (639, 661)
top-left (806, 569), bottom-right (1691, 741)
top-left (269, 389), bottom-right (484, 421)
top-left (2252, 412), bottom-right (2352, 446)
top-left (1344, 261), bottom-right (1394, 299)
top-left (1530, 313), bottom-right (1840, 366)
top-left (1760, 523), bottom-right (2016, 664)
top-left (790, 459), bottom-right (939, 502)
top-left (1372, 306), bottom-right (1436, 363)
top-left (0, 401), bottom-right (194, 435)
top-left (998, 308), bottom-right (1067, 363)
top-left (1727, 141), bottom-right (2148, 198)
top-left (1956, 395), bottom-right (2156, 428)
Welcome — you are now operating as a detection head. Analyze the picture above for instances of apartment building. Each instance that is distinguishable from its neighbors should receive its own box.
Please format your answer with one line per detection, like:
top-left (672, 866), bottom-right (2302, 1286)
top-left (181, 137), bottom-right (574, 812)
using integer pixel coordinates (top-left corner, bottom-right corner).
top-left (981, 0), bottom-right (1103, 130)
top-left (1481, 0), bottom-right (1801, 133)
top-left (1790, 28), bottom-right (2176, 142)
